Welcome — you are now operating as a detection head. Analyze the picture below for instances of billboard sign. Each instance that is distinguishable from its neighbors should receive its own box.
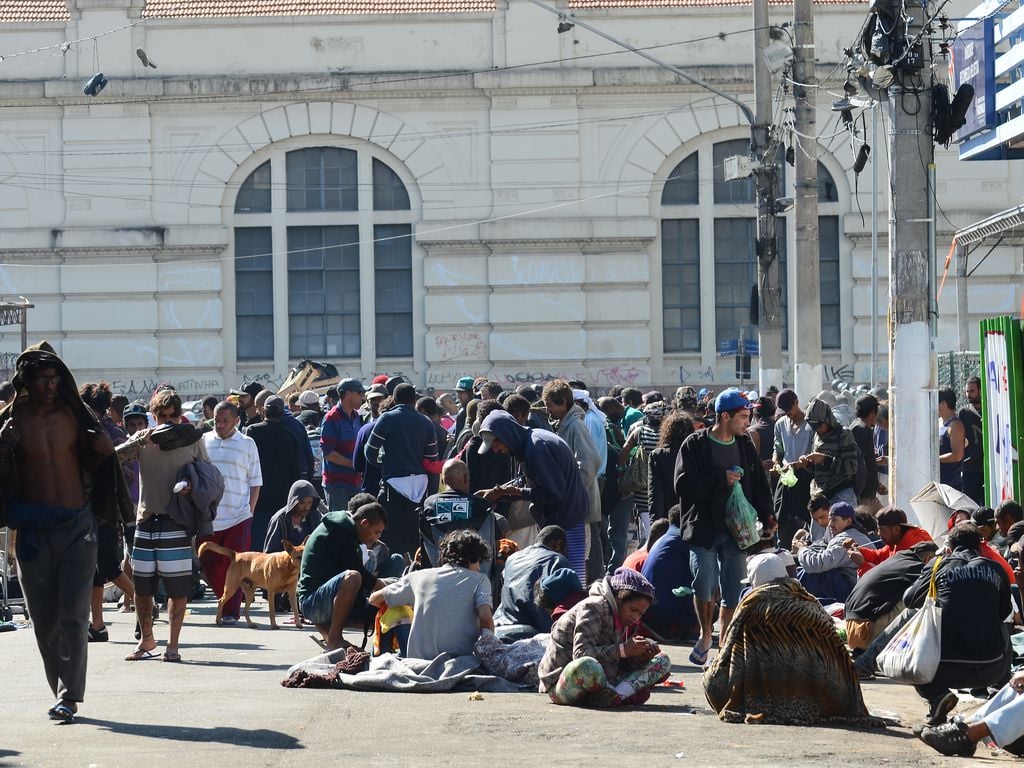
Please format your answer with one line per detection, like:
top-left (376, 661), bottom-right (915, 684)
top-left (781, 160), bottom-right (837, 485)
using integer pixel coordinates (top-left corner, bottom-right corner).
top-left (951, 17), bottom-right (996, 141)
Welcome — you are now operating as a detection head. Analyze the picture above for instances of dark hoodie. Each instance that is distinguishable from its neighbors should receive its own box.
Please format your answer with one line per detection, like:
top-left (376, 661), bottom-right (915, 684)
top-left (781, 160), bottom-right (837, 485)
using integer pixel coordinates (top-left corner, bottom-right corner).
top-left (805, 398), bottom-right (860, 498)
top-left (263, 480), bottom-right (326, 553)
top-left (0, 341), bottom-right (133, 530)
top-left (480, 411), bottom-right (589, 530)
top-left (297, 509), bottom-right (375, 600)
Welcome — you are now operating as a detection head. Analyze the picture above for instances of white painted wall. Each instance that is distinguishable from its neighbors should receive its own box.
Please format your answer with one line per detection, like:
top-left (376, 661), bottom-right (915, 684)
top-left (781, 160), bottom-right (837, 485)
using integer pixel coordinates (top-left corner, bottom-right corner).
top-left (0, 0), bottom-right (1016, 399)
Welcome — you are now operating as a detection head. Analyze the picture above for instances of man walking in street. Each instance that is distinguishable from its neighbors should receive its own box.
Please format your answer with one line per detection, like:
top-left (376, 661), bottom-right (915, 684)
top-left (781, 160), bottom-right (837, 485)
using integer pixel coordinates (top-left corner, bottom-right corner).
top-left (772, 389), bottom-right (815, 547)
top-left (0, 343), bottom-right (120, 722)
top-left (960, 376), bottom-right (985, 503)
top-left (674, 388), bottom-right (774, 667)
top-left (320, 379), bottom-right (366, 511)
top-left (199, 401), bottom-right (262, 626)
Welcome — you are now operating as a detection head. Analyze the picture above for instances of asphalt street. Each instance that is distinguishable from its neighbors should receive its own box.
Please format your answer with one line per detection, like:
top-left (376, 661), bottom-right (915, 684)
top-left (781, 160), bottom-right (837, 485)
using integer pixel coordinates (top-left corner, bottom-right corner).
top-left (0, 599), bottom-right (1015, 767)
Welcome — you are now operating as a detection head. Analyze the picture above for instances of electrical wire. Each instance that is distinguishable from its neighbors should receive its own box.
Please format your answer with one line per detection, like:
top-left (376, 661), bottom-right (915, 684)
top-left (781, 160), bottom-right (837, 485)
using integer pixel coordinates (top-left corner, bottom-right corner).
top-left (0, 19), bottom-right (143, 62)
top-left (966, 232), bottom-right (1005, 277)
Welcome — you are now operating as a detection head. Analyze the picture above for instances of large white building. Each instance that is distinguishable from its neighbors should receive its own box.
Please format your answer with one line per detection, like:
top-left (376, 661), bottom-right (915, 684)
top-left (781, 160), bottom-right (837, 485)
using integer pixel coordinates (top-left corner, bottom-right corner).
top-left (0, 0), bottom-right (1019, 399)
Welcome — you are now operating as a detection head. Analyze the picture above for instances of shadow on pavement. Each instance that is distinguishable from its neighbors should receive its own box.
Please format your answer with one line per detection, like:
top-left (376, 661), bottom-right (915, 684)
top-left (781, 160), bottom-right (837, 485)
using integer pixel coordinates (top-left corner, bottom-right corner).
top-left (185, 659), bottom-right (292, 671)
top-left (77, 719), bottom-right (302, 749)
top-left (0, 749), bottom-right (22, 767)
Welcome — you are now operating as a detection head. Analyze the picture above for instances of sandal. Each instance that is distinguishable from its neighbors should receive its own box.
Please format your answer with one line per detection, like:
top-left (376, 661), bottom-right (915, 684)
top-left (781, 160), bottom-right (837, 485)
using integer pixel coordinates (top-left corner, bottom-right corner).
top-left (88, 625), bottom-right (108, 643)
top-left (309, 633), bottom-right (327, 650)
top-left (124, 648), bottom-right (158, 661)
top-left (688, 641), bottom-right (710, 667)
top-left (161, 651), bottom-right (182, 663)
top-left (48, 702), bottom-right (76, 723)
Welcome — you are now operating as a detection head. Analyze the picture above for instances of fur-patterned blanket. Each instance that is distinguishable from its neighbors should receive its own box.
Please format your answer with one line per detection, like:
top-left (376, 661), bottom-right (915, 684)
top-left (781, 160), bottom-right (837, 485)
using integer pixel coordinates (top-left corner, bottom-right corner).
top-left (703, 579), bottom-right (884, 726)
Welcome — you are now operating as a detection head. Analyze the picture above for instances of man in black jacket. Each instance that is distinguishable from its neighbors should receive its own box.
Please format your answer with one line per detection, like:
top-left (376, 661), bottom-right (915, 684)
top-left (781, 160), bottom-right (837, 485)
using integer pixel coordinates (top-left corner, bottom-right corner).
top-left (845, 540), bottom-right (938, 654)
top-left (906, 523), bottom-right (1012, 726)
top-left (674, 388), bottom-right (774, 666)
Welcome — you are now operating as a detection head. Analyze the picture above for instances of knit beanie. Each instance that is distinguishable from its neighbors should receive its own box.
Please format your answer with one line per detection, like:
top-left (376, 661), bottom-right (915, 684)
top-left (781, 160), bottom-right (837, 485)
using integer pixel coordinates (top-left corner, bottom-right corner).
top-left (609, 567), bottom-right (656, 600)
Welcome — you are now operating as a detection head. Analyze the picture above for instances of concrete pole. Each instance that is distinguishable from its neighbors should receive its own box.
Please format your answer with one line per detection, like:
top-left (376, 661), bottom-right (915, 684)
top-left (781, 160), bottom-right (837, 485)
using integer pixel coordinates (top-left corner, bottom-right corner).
top-left (754, 0), bottom-right (783, 394)
top-left (956, 243), bottom-right (969, 351)
top-left (791, 0), bottom-right (822, 404)
top-left (888, 1), bottom-right (937, 512)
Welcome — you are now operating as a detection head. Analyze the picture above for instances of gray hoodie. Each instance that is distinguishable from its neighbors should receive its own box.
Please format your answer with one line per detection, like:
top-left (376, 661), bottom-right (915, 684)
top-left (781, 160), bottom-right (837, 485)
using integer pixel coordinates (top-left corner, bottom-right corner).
top-left (555, 404), bottom-right (603, 523)
top-left (262, 480), bottom-right (326, 553)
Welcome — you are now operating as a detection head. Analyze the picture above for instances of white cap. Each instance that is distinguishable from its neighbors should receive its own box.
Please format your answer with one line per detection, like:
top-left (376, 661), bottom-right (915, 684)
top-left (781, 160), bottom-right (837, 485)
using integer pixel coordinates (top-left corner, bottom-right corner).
top-left (298, 390), bottom-right (320, 407)
top-left (741, 553), bottom-right (789, 587)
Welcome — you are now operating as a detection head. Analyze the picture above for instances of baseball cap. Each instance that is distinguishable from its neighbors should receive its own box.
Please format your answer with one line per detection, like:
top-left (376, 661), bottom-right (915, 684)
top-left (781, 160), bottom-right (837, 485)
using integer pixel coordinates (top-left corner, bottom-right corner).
top-left (776, 388), bottom-right (798, 412)
top-left (338, 378), bottom-right (365, 395)
top-left (264, 395), bottom-right (286, 417)
top-left (123, 400), bottom-right (149, 421)
top-left (231, 381), bottom-right (263, 399)
top-left (972, 506), bottom-right (996, 526)
top-left (298, 390), bottom-right (320, 407)
top-left (365, 383), bottom-right (386, 400)
top-left (372, 374), bottom-right (389, 385)
top-left (455, 376), bottom-right (475, 393)
top-left (478, 430), bottom-right (497, 455)
top-left (828, 502), bottom-right (856, 520)
top-left (385, 376), bottom-right (405, 396)
top-left (539, 568), bottom-right (584, 603)
top-left (876, 506), bottom-right (908, 527)
top-left (741, 553), bottom-right (789, 587)
top-left (714, 388), bottom-right (752, 414)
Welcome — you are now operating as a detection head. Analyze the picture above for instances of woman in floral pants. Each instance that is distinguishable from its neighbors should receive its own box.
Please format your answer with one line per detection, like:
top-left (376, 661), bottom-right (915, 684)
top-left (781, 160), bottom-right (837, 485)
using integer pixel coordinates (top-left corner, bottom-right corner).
top-left (538, 568), bottom-right (671, 707)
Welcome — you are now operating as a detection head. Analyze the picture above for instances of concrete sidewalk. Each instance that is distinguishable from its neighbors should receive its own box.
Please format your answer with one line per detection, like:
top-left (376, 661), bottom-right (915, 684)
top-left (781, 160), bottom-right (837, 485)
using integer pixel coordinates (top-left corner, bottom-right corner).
top-left (0, 599), bottom-right (1010, 767)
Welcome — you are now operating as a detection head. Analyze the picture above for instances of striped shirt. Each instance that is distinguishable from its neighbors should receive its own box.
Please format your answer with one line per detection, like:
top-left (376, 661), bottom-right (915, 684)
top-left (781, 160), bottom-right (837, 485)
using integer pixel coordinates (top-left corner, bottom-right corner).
top-left (204, 430), bottom-right (263, 532)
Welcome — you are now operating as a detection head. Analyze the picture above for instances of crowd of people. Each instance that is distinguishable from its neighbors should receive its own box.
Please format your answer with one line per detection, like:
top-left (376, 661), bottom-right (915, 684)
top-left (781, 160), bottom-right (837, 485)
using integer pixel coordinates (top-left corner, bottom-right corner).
top-left (5, 344), bottom-right (1024, 758)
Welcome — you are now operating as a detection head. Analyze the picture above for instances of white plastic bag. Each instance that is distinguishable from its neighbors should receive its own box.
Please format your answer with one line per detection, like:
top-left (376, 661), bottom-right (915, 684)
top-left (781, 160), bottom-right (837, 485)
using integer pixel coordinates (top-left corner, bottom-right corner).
top-left (876, 557), bottom-right (943, 684)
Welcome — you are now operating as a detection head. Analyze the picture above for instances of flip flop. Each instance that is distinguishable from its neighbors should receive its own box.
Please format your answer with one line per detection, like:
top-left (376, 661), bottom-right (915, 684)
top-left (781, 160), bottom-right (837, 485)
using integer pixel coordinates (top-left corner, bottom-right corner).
top-left (124, 648), bottom-right (158, 661)
top-left (47, 703), bottom-right (75, 723)
top-left (309, 633), bottom-right (327, 650)
top-left (688, 642), bottom-right (710, 667)
top-left (161, 651), bottom-right (182, 663)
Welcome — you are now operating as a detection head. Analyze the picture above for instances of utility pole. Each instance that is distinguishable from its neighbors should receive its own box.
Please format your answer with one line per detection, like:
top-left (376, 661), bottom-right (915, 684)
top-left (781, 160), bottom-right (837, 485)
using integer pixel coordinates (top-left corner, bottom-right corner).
top-left (791, 0), bottom-right (823, 405)
top-left (888, 0), bottom-right (936, 510)
top-left (753, 0), bottom-right (783, 394)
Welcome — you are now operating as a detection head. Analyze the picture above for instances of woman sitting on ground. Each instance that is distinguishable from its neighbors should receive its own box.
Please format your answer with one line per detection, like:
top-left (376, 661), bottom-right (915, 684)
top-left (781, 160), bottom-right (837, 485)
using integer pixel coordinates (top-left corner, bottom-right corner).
top-left (703, 553), bottom-right (879, 726)
top-left (537, 568), bottom-right (671, 707)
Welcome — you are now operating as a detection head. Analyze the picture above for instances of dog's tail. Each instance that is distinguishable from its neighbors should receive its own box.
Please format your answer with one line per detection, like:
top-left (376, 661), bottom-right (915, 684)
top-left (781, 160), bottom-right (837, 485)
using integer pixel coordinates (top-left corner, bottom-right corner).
top-left (198, 541), bottom-right (236, 561)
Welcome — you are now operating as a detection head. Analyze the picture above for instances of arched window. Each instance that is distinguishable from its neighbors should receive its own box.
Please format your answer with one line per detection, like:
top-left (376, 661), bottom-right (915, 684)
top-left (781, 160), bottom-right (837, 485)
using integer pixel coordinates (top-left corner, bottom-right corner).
top-left (659, 139), bottom-right (843, 356)
top-left (233, 145), bottom-right (414, 362)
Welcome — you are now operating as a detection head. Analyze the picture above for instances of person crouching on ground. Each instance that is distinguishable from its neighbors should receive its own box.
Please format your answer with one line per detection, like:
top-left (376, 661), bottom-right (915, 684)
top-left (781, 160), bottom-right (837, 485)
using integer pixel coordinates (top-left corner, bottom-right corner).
top-left (537, 568), bottom-right (671, 707)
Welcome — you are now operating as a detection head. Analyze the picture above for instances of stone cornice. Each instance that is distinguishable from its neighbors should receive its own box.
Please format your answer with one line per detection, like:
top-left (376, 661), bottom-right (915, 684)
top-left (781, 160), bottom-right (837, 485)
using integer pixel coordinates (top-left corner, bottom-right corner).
top-left (0, 245), bottom-right (226, 262)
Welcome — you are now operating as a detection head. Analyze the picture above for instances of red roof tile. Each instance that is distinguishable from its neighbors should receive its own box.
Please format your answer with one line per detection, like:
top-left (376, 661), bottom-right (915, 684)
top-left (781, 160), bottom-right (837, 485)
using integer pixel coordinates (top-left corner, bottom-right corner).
top-left (142, 0), bottom-right (495, 16)
top-left (0, 1), bottom-right (69, 22)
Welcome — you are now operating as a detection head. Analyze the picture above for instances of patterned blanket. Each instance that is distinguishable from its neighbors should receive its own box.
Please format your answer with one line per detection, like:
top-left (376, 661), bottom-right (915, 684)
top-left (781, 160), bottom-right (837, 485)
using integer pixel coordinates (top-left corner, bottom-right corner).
top-left (703, 579), bottom-right (885, 726)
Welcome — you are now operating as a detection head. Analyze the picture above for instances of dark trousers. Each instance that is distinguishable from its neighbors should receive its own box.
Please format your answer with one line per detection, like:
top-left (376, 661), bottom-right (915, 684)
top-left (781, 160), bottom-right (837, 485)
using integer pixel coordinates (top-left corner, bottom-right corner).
top-left (17, 512), bottom-right (98, 703)
top-left (379, 483), bottom-right (421, 559)
top-left (962, 471), bottom-right (985, 505)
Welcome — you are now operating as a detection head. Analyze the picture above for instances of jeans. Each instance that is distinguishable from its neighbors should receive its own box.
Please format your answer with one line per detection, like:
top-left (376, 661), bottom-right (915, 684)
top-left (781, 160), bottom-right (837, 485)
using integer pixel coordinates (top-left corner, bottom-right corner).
top-left (606, 496), bottom-right (632, 574)
top-left (971, 681), bottom-right (1024, 749)
top-left (327, 485), bottom-right (358, 514)
top-left (689, 532), bottom-right (746, 607)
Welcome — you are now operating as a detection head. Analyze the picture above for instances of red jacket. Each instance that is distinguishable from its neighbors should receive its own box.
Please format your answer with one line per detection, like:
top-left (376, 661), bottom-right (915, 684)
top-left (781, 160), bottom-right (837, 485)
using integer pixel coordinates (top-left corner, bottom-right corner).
top-left (980, 540), bottom-right (1016, 585)
top-left (858, 525), bottom-right (933, 575)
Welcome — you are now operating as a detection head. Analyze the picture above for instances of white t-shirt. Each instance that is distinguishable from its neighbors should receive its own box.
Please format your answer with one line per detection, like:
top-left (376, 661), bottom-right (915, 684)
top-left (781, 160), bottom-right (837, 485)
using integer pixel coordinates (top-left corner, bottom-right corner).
top-left (204, 430), bottom-right (262, 531)
top-left (383, 564), bottom-right (491, 659)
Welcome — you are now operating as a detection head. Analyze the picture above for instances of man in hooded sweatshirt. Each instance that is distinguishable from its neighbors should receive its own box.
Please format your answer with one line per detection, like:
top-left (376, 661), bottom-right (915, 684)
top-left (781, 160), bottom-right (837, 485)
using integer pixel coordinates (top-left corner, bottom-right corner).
top-left (542, 380), bottom-right (602, 579)
top-left (264, 479), bottom-right (326, 553)
top-left (476, 410), bottom-right (590, 582)
top-left (800, 397), bottom-right (861, 507)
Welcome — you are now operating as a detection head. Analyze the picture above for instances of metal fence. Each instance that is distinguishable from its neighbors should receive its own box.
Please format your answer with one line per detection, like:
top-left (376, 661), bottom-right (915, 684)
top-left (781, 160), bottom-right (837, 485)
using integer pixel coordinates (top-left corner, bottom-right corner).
top-left (937, 350), bottom-right (981, 398)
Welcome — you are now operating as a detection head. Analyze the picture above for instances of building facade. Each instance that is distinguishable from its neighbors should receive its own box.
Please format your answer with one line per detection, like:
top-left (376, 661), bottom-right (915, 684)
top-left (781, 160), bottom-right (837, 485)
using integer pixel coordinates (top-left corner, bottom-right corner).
top-left (0, 0), bottom-right (1020, 399)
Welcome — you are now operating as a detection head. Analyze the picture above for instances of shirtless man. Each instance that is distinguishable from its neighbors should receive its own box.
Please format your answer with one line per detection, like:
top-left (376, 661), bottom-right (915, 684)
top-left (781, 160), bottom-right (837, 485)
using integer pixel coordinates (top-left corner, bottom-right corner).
top-left (0, 345), bottom-right (115, 722)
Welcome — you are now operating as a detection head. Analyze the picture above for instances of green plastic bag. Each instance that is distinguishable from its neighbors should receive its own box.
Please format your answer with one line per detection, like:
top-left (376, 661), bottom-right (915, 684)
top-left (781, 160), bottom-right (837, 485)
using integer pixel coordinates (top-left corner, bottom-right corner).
top-left (778, 464), bottom-right (798, 488)
top-left (724, 479), bottom-right (760, 550)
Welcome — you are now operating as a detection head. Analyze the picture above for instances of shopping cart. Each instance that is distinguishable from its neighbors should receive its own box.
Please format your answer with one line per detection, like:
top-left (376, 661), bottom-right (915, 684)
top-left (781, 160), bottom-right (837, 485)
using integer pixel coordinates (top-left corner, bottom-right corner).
top-left (1, 527), bottom-right (28, 622)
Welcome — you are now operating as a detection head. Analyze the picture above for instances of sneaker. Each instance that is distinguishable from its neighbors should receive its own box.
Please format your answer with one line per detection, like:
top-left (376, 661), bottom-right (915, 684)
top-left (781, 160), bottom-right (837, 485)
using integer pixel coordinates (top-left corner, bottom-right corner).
top-left (920, 718), bottom-right (977, 757)
top-left (221, 616), bottom-right (239, 626)
top-left (88, 625), bottom-right (108, 643)
top-left (925, 691), bottom-right (959, 727)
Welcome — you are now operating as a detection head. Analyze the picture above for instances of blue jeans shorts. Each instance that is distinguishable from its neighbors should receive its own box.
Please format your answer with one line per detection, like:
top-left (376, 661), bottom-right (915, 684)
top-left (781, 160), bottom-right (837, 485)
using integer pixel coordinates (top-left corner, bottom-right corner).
top-left (298, 570), bottom-right (355, 626)
top-left (689, 532), bottom-right (746, 608)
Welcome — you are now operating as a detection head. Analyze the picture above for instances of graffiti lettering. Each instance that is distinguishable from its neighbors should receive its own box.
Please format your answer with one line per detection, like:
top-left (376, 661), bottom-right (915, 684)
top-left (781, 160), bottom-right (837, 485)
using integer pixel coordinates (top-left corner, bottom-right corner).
top-left (825, 364), bottom-right (854, 384)
top-left (595, 366), bottom-right (643, 387)
top-left (678, 366), bottom-right (714, 384)
top-left (502, 371), bottom-right (562, 385)
top-left (433, 332), bottom-right (486, 362)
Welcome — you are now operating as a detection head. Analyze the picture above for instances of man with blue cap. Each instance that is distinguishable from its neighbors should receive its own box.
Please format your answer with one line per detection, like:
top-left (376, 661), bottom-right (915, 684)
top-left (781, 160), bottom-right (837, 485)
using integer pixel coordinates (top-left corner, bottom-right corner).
top-left (673, 388), bottom-right (775, 666)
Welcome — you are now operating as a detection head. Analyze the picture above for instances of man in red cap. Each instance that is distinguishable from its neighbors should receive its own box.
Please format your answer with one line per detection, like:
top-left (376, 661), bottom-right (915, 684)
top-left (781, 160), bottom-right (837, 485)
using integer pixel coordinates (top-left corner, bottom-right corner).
top-left (848, 506), bottom-right (932, 574)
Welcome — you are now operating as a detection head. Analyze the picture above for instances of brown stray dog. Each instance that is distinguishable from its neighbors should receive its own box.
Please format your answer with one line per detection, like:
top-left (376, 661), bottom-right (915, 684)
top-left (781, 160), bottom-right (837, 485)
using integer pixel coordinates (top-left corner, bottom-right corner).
top-left (197, 540), bottom-right (304, 629)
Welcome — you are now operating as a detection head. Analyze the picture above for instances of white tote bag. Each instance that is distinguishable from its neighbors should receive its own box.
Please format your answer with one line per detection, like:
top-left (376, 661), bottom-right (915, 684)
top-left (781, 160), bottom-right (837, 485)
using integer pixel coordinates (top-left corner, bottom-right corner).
top-left (876, 556), bottom-right (943, 685)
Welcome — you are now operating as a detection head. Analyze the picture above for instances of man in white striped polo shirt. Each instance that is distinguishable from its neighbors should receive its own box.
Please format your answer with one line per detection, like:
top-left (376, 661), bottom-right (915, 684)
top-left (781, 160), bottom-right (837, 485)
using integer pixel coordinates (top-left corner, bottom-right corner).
top-left (198, 401), bottom-right (262, 626)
